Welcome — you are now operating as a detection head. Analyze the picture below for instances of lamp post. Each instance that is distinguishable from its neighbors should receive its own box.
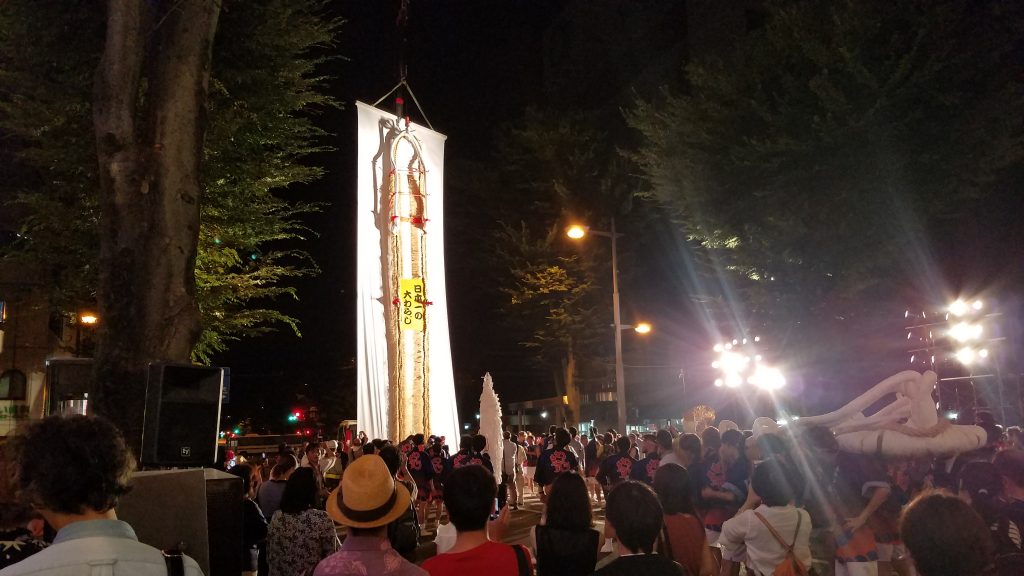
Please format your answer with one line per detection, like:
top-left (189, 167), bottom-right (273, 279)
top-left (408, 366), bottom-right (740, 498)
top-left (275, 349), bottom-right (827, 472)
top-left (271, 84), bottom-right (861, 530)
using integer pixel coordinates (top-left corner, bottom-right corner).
top-left (567, 218), bottom-right (648, 435)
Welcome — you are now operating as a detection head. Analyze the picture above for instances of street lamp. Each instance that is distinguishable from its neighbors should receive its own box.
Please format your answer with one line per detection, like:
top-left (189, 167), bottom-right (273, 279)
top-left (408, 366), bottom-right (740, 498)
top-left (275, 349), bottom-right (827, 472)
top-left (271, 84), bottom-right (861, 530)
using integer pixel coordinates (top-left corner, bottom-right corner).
top-left (567, 218), bottom-right (646, 434)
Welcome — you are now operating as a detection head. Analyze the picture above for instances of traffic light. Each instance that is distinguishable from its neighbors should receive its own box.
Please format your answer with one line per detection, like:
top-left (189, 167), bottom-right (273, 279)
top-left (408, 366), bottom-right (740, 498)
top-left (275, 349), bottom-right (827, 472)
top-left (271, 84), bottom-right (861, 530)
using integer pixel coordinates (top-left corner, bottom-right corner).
top-left (288, 410), bottom-right (302, 422)
top-left (233, 428), bottom-right (241, 435)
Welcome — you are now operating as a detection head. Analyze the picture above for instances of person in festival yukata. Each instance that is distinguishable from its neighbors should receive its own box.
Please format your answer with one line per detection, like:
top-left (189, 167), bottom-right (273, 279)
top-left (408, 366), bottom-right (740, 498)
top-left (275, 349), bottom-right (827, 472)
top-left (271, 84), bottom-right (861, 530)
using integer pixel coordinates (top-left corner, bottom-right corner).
top-left (534, 427), bottom-right (580, 502)
top-left (598, 436), bottom-right (638, 495)
top-left (406, 433), bottom-right (433, 526)
top-left (699, 428), bottom-right (750, 563)
top-left (630, 434), bottom-right (661, 485)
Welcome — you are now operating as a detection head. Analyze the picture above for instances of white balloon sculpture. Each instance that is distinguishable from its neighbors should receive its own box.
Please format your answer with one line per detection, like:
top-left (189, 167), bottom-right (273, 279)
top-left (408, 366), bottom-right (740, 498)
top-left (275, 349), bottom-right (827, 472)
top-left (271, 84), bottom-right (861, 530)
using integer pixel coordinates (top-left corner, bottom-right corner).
top-left (799, 371), bottom-right (986, 457)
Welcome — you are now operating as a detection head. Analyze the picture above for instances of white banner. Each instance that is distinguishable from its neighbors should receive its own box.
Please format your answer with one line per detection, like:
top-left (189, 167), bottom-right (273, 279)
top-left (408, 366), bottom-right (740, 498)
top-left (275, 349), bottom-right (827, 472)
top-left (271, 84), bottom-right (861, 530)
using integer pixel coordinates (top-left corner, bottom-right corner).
top-left (355, 102), bottom-right (459, 444)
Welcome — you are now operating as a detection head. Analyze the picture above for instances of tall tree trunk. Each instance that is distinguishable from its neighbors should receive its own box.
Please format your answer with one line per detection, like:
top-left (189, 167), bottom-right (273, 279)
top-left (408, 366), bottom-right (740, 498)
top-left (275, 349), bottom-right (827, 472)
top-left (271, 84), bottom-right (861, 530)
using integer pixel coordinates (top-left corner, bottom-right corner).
top-left (92, 0), bottom-right (220, 455)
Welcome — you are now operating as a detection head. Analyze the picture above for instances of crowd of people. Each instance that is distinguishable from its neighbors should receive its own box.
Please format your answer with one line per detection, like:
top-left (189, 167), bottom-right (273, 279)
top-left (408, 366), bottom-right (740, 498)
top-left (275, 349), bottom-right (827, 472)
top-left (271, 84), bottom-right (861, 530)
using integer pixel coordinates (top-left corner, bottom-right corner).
top-left (3, 413), bottom-right (1024, 576)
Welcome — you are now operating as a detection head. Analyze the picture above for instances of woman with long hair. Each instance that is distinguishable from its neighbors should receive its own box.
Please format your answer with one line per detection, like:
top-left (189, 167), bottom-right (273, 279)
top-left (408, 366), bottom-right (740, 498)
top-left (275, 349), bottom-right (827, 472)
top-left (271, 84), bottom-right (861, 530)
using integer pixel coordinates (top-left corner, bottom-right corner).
top-left (531, 473), bottom-right (601, 576)
top-left (266, 467), bottom-right (340, 576)
top-left (654, 463), bottom-right (716, 576)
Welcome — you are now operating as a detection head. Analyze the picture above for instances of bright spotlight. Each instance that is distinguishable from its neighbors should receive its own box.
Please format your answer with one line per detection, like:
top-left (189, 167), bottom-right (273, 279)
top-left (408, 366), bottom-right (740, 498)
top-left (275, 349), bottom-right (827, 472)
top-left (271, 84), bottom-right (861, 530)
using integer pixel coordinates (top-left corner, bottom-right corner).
top-left (972, 299), bottom-right (983, 311)
top-left (540, 411), bottom-right (548, 419)
top-left (948, 299), bottom-right (969, 317)
top-left (713, 343), bottom-right (724, 352)
top-left (724, 372), bottom-right (744, 388)
top-left (714, 378), bottom-right (724, 387)
top-left (948, 322), bottom-right (982, 342)
top-left (753, 336), bottom-right (760, 342)
top-left (566, 225), bottom-right (586, 239)
top-left (749, 366), bottom-right (786, 390)
top-left (719, 351), bottom-right (749, 373)
top-left (955, 347), bottom-right (977, 365)
top-left (979, 348), bottom-right (990, 359)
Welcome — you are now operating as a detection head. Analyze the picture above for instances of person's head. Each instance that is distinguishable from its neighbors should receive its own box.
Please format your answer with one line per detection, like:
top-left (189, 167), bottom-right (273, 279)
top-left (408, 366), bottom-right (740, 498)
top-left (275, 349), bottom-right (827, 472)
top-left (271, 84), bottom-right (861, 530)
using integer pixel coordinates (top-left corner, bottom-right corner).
top-left (605, 481), bottom-right (664, 554)
top-left (412, 433), bottom-right (425, 446)
top-left (720, 429), bottom-right (745, 464)
top-left (271, 453), bottom-right (299, 479)
top-left (472, 434), bottom-right (487, 452)
top-left (228, 463), bottom-right (258, 499)
top-left (361, 441), bottom-right (377, 456)
top-left (656, 429), bottom-right (673, 455)
top-left (958, 461), bottom-right (1002, 524)
top-left (701, 426), bottom-right (721, 456)
top-left (554, 427), bottom-right (571, 448)
top-left (443, 464), bottom-right (497, 533)
top-left (10, 415), bottom-right (135, 517)
top-left (279, 466), bottom-right (319, 514)
top-left (325, 439), bottom-right (338, 456)
top-left (517, 431), bottom-right (527, 442)
top-left (653, 463), bottom-right (695, 515)
top-left (679, 433), bottom-right (702, 464)
top-left (304, 442), bottom-right (321, 466)
top-left (602, 432), bottom-right (614, 446)
top-left (378, 445), bottom-right (401, 477)
top-left (569, 427), bottom-right (578, 439)
top-left (326, 454), bottom-right (411, 533)
top-left (993, 449), bottom-right (1024, 497)
top-left (641, 434), bottom-right (657, 455)
top-left (751, 459), bottom-right (795, 507)
top-left (615, 436), bottom-right (631, 454)
top-left (549, 425), bottom-right (557, 436)
top-left (545, 473), bottom-right (593, 530)
top-left (900, 491), bottom-right (994, 576)
top-left (502, 430), bottom-right (511, 440)
top-left (459, 435), bottom-right (473, 451)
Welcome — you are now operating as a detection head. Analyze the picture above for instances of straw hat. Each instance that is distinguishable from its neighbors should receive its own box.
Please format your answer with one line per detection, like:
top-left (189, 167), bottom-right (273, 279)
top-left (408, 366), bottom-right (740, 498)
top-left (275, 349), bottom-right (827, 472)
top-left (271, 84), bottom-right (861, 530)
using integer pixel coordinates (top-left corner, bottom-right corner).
top-left (326, 455), bottom-right (411, 528)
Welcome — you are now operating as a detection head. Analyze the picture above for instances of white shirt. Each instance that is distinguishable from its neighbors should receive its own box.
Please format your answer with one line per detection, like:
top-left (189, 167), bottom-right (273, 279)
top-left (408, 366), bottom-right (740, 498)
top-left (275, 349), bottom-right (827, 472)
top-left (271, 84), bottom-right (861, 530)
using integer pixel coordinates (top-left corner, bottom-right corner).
top-left (659, 452), bottom-right (683, 467)
top-left (720, 505), bottom-right (812, 576)
top-left (501, 439), bottom-right (520, 475)
top-left (0, 519), bottom-right (204, 576)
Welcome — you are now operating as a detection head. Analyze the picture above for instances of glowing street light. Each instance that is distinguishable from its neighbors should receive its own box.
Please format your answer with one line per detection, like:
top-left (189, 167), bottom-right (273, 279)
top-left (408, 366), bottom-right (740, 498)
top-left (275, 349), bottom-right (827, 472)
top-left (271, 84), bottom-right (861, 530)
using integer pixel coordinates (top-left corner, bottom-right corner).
top-left (566, 224), bottom-right (587, 239)
top-left (79, 313), bottom-right (99, 325)
top-left (633, 322), bottom-right (652, 334)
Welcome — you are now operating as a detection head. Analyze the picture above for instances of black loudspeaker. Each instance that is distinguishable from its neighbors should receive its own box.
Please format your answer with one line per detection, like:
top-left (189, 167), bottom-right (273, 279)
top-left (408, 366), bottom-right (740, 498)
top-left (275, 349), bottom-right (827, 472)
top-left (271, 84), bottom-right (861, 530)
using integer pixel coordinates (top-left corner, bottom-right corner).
top-left (141, 363), bottom-right (224, 467)
top-left (117, 468), bottom-right (242, 576)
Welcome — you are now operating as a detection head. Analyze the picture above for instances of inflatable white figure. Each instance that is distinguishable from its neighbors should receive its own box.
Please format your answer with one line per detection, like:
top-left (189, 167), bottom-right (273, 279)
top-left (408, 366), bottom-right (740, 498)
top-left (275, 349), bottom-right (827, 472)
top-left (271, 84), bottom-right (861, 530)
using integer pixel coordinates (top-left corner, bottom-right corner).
top-left (751, 417), bottom-right (780, 439)
top-left (799, 371), bottom-right (986, 457)
top-left (479, 373), bottom-right (504, 485)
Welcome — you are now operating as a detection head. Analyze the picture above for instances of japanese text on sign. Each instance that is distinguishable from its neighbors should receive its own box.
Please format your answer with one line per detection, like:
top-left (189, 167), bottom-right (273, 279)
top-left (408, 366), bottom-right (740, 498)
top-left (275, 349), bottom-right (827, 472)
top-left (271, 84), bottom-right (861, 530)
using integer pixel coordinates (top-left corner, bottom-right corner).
top-left (399, 278), bottom-right (425, 332)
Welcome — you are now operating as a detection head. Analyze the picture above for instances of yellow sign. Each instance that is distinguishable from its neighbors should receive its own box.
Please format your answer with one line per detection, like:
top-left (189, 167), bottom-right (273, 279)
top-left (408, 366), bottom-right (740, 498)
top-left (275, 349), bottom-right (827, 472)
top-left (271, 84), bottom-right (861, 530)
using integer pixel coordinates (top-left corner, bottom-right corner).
top-left (399, 278), bottom-right (426, 331)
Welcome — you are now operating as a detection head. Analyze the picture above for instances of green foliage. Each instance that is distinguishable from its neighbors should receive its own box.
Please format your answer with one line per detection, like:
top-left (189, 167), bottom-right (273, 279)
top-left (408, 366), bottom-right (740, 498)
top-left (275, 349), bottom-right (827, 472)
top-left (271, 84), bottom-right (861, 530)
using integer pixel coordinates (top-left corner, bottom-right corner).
top-left (495, 222), bottom-right (600, 367)
top-left (629, 0), bottom-right (1024, 335)
top-left (0, 1), bottom-right (103, 310)
top-left (195, 0), bottom-right (342, 362)
top-left (0, 0), bottom-right (342, 362)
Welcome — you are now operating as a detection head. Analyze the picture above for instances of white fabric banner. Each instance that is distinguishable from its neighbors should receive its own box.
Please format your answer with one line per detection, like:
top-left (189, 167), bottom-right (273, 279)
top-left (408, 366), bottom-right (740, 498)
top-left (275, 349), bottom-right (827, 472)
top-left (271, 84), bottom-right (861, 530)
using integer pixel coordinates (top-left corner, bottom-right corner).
top-left (355, 102), bottom-right (459, 444)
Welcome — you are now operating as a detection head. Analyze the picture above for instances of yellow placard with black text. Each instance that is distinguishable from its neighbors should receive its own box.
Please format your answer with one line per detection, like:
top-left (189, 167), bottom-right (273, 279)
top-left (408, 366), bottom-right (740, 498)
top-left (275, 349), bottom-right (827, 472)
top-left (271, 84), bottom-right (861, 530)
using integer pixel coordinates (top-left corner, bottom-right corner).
top-left (400, 278), bottom-right (425, 331)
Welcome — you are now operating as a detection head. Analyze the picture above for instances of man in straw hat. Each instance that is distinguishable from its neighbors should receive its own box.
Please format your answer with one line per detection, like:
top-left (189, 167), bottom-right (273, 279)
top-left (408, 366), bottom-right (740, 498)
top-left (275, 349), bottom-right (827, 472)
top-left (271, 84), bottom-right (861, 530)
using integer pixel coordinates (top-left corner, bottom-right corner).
top-left (314, 455), bottom-right (426, 576)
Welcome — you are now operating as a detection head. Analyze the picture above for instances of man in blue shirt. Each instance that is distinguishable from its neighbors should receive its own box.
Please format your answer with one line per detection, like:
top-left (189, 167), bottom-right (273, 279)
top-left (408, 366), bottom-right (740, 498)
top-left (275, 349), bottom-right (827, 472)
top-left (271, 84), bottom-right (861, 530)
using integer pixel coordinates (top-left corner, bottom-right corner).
top-left (0, 415), bottom-right (204, 576)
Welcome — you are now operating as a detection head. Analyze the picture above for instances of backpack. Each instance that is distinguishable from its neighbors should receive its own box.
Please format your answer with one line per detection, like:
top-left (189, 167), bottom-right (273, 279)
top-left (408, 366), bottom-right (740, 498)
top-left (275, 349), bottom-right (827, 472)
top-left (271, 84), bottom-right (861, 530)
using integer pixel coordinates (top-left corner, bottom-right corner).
top-left (754, 510), bottom-right (809, 576)
top-left (991, 516), bottom-right (1024, 576)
